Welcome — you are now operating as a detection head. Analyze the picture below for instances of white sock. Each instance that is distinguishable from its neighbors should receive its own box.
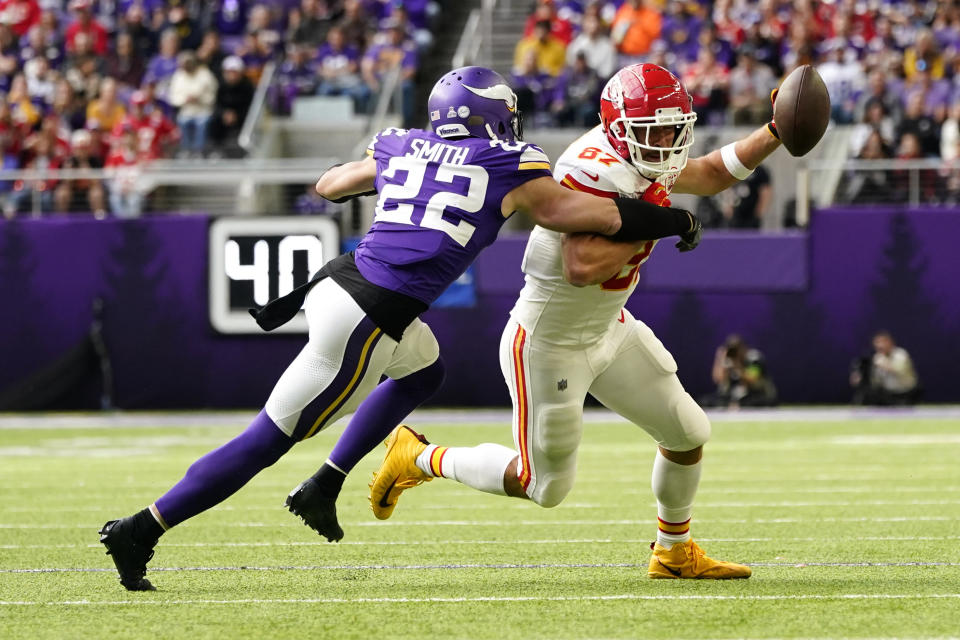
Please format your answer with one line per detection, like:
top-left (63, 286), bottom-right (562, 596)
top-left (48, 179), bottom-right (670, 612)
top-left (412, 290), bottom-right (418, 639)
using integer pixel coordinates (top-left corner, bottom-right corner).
top-left (651, 450), bottom-right (702, 548)
top-left (415, 443), bottom-right (516, 496)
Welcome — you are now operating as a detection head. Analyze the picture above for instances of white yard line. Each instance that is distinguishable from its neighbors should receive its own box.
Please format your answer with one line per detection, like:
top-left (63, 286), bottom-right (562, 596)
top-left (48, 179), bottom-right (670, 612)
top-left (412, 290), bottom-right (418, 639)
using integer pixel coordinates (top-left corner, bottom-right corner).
top-left (2, 406), bottom-right (960, 431)
top-left (2, 504), bottom-right (955, 525)
top-left (3, 561), bottom-right (959, 574)
top-left (3, 487), bottom-right (958, 510)
top-left (4, 535), bottom-right (960, 550)
top-left (3, 593), bottom-right (960, 606)
top-left (4, 512), bottom-right (960, 529)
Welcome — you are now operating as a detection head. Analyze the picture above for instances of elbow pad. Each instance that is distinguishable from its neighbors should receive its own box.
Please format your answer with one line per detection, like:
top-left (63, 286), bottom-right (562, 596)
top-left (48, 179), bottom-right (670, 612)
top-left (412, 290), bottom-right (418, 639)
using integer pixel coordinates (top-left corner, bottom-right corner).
top-left (608, 197), bottom-right (692, 243)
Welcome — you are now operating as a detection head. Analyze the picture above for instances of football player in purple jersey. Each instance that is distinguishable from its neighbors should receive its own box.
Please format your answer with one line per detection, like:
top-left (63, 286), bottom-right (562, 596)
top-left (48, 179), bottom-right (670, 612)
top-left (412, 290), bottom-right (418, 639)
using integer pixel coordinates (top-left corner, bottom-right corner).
top-left (98, 66), bottom-right (702, 591)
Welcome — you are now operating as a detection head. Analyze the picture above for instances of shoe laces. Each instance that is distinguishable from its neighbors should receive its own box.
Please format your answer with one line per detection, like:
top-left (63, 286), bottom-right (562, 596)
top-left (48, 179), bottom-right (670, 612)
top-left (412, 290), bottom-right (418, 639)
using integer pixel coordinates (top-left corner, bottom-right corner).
top-left (395, 477), bottom-right (425, 490)
top-left (685, 541), bottom-right (707, 568)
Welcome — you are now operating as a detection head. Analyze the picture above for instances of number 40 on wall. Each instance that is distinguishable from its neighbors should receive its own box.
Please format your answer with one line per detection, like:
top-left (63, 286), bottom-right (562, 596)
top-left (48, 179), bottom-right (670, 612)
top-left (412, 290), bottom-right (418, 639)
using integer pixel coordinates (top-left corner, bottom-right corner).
top-left (208, 217), bottom-right (340, 334)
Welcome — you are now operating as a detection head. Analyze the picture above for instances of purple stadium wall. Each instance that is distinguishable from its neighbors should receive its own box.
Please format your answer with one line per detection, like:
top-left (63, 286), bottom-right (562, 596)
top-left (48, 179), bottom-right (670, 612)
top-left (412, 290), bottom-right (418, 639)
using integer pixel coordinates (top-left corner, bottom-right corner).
top-left (1, 207), bottom-right (958, 409)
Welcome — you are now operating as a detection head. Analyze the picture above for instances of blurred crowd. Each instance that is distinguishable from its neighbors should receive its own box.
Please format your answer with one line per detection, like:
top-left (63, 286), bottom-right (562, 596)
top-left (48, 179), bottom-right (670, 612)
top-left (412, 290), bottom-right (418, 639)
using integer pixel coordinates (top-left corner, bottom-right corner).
top-left (511, 0), bottom-right (960, 151)
top-left (0, 0), bottom-right (437, 217)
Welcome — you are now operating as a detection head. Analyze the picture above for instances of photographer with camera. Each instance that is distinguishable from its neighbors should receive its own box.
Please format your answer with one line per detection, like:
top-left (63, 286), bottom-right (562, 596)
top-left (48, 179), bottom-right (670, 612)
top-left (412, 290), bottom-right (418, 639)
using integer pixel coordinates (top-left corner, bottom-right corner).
top-left (704, 334), bottom-right (777, 409)
top-left (850, 330), bottom-right (920, 405)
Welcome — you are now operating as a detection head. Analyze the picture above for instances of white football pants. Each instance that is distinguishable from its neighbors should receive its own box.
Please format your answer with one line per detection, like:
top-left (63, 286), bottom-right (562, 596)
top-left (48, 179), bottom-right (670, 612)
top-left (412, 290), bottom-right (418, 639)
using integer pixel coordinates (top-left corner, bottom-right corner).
top-left (265, 278), bottom-right (439, 440)
top-left (499, 310), bottom-right (710, 508)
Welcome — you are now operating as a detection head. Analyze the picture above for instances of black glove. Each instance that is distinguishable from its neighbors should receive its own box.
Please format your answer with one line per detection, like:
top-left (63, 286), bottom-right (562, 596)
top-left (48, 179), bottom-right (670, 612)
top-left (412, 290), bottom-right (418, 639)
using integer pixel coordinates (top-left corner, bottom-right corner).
top-left (675, 212), bottom-right (702, 252)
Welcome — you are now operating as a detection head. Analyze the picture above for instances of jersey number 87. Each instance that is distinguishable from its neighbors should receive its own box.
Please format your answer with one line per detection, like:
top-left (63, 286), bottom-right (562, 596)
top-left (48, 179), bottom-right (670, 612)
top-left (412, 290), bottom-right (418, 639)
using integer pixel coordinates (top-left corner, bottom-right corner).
top-left (577, 146), bottom-right (619, 166)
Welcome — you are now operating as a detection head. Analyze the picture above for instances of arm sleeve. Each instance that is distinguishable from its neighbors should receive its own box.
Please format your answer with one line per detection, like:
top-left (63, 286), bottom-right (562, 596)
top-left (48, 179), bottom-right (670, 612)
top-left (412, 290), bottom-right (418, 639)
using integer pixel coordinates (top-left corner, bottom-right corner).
top-left (608, 197), bottom-right (692, 243)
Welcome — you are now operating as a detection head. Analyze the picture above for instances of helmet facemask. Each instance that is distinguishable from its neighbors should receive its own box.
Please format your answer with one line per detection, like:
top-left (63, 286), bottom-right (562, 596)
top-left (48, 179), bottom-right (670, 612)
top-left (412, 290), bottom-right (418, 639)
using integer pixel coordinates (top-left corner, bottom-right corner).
top-left (480, 108), bottom-right (523, 143)
top-left (511, 109), bottom-right (523, 142)
top-left (608, 107), bottom-right (697, 180)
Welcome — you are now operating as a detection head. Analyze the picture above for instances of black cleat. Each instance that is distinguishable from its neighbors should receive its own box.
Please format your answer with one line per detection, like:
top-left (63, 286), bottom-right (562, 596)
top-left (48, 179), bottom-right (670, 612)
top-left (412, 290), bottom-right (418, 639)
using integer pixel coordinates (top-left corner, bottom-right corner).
top-left (99, 518), bottom-right (157, 591)
top-left (285, 478), bottom-right (344, 542)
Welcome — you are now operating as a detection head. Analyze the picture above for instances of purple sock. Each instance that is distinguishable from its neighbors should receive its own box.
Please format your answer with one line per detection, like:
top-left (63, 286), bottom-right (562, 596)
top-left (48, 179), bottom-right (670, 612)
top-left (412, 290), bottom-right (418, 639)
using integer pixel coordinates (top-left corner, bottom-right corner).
top-left (153, 410), bottom-right (294, 528)
top-left (327, 357), bottom-right (445, 473)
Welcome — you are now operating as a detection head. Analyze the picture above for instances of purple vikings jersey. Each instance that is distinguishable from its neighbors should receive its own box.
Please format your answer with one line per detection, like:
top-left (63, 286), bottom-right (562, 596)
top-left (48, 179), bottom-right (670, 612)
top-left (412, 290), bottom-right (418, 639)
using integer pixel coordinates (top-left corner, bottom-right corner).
top-left (354, 127), bottom-right (552, 304)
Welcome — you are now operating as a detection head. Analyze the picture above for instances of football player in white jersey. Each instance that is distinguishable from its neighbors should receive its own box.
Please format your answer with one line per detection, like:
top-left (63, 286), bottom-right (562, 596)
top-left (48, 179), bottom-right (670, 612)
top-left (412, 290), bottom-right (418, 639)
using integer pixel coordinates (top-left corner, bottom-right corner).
top-left (369, 64), bottom-right (787, 579)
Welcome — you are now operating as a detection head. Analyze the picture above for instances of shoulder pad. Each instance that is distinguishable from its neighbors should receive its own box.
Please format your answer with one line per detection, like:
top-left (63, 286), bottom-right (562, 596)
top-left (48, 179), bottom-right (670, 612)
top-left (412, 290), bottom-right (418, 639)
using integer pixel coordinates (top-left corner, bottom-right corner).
top-left (555, 130), bottom-right (650, 198)
top-left (557, 164), bottom-right (620, 198)
top-left (517, 144), bottom-right (551, 171)
top-left (366, 127), bottom-right (410, 156)
top-left (481, 139), bottom-right (552, 172)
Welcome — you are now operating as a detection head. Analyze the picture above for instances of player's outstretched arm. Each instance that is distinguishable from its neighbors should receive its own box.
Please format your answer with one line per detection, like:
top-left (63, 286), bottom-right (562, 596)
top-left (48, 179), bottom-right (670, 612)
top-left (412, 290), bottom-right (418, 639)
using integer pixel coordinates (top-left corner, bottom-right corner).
top-left (503, 176), bottom-right (696, 243)
top-left (673, 126), bottom-right (781, 196)
top-left (315, 156), bottom-right (377, 202)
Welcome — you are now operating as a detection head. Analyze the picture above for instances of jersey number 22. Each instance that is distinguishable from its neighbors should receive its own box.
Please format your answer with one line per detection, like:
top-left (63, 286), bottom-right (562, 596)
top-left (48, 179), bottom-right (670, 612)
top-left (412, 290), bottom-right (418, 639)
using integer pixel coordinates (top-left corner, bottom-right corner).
top-left (374, 156), bottom-right (489, 247)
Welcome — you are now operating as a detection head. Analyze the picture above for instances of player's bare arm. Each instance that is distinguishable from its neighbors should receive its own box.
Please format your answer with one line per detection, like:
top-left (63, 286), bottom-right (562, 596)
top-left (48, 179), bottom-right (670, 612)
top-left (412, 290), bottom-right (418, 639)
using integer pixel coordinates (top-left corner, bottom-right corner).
top-left (673, 126), bottom-right (781, 196)
top-left (502, 176), bottom-right (621, 235)
top-left (560, 180), bottom-right (698, 287)
top-left (503, 175), bottom-right (697, 243)
top-left (561, 232), bottom-right (647, 286)
top-left (315, 156), bottom-right (377, 201)
top-left (560, 208), bottom-right (699, 287)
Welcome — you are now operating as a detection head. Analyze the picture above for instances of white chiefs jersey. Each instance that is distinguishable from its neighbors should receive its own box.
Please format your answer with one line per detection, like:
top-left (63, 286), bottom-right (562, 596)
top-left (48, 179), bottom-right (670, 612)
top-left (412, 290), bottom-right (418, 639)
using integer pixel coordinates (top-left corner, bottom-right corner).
top-left (511, 125), bottom-right (675, 346)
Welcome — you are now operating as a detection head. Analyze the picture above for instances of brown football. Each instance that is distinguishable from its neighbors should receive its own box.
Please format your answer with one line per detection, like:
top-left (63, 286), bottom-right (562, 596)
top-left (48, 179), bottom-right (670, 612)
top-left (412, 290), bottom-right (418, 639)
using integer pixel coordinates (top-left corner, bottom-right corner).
top-left (773, 64), bottom-right (831, 157)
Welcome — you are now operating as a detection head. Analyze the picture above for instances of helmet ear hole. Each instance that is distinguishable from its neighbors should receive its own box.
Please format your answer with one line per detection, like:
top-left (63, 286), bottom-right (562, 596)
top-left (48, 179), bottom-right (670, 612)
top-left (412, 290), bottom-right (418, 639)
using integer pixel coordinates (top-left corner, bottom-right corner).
top-left (498, 122), bottom-right (505, 134)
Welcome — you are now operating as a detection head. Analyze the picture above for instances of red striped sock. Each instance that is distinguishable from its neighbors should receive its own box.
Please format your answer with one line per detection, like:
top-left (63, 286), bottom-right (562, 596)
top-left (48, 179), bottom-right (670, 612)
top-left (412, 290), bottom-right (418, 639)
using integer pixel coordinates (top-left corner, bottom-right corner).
top-left (657, 517), bottom-right (691, 548)
top-left (416, 445), bottom-right (448, 478)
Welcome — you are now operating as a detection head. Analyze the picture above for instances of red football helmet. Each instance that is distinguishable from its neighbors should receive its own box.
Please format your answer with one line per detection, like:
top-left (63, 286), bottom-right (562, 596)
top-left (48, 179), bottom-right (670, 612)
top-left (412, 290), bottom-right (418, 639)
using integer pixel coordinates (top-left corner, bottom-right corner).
top-left (600, 64), bottom-right (697, 178)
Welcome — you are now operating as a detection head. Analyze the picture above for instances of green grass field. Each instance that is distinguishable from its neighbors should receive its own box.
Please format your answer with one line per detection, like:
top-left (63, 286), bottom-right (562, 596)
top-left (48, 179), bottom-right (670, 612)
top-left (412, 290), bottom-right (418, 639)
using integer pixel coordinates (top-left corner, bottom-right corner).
top-left (1, 409), bottom-right (959, 639)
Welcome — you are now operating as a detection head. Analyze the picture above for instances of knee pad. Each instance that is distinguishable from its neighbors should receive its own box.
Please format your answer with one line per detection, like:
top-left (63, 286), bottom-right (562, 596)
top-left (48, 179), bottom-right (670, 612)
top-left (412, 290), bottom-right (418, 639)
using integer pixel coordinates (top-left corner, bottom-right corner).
top-left (669, 392), bottom-right (712, 450)
top-left (406, 321), bottom-right (441, 366)
top-left (531, 475), bottom-right (574, 508)
top-left (528, 403), bottom-right (582, 508)
top-left (385, 320), bottom-right (441, 380)
top-left (535, 402), bottom-right (583, 463)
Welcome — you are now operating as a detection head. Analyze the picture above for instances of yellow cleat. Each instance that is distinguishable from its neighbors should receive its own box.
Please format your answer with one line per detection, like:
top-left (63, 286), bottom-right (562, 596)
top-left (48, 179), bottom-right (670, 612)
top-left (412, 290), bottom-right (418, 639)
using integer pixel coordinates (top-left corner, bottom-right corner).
top-left (647, 540), bottom-right (752, 579)
top-left (368, 425), bottom-right (432, 520)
